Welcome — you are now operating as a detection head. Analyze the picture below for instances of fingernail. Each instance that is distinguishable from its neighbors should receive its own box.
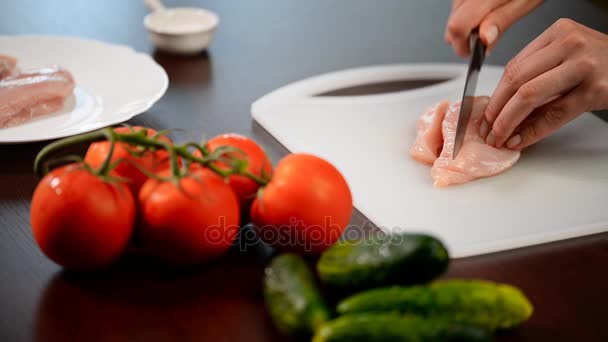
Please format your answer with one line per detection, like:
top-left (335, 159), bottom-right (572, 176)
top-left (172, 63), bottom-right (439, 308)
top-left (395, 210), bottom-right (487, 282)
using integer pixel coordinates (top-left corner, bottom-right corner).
top-left (486, 131), bottom-right (496, 146)
top-left (479, 119), bottom-right (489, 138)
top-left (506, 134), bottom-right (521, 149)
top-left (485, 25), bottom-right (499, 45)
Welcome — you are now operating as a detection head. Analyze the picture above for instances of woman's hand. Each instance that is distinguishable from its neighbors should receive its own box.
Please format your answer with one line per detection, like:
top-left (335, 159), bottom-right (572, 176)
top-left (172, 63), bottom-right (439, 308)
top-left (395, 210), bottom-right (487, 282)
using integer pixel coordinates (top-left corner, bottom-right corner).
top-left (484, 19), bottom-right (608, 149)
top-left (445, 0), bottom-right (543, 57)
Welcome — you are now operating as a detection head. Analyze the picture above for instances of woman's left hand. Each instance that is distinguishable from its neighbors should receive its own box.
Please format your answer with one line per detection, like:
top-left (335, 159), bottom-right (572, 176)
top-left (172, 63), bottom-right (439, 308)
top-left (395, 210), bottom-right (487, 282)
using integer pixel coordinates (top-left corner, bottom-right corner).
top-left (484, 18), bottom-right (608, 149)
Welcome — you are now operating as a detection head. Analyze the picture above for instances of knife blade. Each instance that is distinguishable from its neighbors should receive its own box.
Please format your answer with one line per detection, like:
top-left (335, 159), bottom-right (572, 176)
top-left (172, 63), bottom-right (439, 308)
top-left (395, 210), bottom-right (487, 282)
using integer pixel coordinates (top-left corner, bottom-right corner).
top-left (452, 29), bottom-right (486, 159)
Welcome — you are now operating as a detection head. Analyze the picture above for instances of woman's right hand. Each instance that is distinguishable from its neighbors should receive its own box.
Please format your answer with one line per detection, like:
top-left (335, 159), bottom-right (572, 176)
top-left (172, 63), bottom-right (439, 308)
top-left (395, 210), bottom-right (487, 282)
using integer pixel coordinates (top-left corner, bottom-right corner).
top-left (445, 0), bottom-right (544, 57)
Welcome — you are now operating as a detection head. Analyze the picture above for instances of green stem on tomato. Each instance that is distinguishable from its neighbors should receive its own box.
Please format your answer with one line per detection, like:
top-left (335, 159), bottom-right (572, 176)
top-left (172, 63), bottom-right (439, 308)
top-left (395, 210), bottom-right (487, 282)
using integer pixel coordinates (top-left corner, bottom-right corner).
top-left (116, 131), bottom-right (166, 150)
top-left (34, 129), bottom-right (109, 176)
top-left (242, 171), bottom-right (268, 186)
top-left (35, 127), bottom-right (271, 186)
top-left (181, 143), bottom-right (232, 178)
top-left (176, 144), bottom-right (214, 164)
top-left (96, 129), bottom-right (117, 176)
top-left (181, 143), bottom-right (268, 186)
top-left (168, 147), bottom-right (180, 178)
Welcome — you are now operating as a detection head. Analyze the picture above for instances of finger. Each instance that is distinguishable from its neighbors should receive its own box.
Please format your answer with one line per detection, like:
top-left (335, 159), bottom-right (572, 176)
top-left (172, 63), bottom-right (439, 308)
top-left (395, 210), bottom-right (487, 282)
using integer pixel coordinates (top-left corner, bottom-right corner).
top-left (506, 85), bottom-right (589, 149)
top-left (515, 18), bottom-right (574, 63)
top-left (445, 0), bottom-right (509, 56)
top-left (513, 108), bottom-right (543, 134)
top-left (487, 61), bottom-right (584, 147)
top-left (452, 0), bottom-right (466, 10)
top-left (445, 0), bottom-right (466, 43)
top-left (479, 0), bottom-right (544, 51)
top-left (513, 94), bottom-right (562, 130)
top-left (445, 17), bottom-right (471, 55)
top-left (507, 94), bottom-right (561, 137)
top-left (485, 39), bottom-right (568, 127)
top-left (449, 34), bottom-right (473, 57)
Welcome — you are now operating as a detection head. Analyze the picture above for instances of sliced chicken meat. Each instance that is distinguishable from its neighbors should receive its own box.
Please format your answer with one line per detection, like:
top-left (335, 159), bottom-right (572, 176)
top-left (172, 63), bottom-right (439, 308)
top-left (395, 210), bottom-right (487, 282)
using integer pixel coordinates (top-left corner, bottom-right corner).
top-left (430, 96), bottom-right (521, 187)
top-left (409, 100), bottom-right (450, 165)
top-left (0, 55), bottom-right (17, 79)
top-left (0, 67), bottom-right (75, 128)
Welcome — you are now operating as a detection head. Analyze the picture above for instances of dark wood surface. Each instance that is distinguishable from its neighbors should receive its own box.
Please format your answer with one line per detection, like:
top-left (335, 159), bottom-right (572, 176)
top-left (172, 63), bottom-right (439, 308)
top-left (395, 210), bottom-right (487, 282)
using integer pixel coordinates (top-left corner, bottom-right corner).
top-left (1, 1), bottom-right (608, 341)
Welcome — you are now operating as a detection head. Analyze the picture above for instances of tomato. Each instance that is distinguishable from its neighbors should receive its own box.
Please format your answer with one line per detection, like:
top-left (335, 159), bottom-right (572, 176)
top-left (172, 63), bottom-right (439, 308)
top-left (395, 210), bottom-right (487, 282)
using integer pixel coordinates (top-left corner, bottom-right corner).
top-left (84, 126), bottom-right (172, 195)
top-left (138, 168), bottom-right (240, 265)
top-left (192, 133), bottom-right (272, 211)
top-left (250, 153), bottom-right (352, 255)
top-left (30, 164), bottom-right (135, 269)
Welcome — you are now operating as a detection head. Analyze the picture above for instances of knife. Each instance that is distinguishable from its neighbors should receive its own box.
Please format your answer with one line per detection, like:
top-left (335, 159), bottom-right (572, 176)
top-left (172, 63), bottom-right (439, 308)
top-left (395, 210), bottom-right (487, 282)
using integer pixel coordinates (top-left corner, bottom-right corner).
top-left (452, 29), bottom-right (486, 159)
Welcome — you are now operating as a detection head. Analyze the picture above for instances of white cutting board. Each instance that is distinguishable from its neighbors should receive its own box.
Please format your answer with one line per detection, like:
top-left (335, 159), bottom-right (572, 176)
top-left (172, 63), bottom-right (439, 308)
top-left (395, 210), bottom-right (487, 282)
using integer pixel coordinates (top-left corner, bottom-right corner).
top-left (251, 64), bottom-right (608, 258)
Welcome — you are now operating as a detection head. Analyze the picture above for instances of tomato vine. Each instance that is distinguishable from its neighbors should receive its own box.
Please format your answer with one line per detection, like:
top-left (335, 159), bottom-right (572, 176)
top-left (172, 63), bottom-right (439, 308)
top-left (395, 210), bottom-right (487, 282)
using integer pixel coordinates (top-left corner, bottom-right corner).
top-left (34, 126), bottom-right (271, 185)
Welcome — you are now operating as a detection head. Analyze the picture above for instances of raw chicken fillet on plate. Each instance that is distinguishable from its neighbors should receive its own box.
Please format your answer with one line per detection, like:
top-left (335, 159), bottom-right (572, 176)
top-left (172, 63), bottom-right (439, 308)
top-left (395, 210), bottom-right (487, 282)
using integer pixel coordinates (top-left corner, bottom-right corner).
top-left (0, 61), bottom-right (75, 129)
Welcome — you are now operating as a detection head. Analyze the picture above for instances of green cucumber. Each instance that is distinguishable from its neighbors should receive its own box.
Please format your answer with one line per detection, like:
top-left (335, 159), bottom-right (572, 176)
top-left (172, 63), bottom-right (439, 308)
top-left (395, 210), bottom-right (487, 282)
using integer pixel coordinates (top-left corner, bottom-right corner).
top-left (317, 232), bottom-right (449, 290)
top-left (263, 253), bottom-right (331, 337)
top-left (312, 313), bottom-right (493, 342)
top-left (337, 279), bottom-right (533, 331)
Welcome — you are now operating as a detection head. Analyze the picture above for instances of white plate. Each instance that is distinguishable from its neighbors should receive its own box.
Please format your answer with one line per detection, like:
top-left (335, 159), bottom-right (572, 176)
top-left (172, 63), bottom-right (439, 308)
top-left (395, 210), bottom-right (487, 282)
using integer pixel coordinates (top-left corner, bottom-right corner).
top-left (0, 35), bottom-right (168, 143)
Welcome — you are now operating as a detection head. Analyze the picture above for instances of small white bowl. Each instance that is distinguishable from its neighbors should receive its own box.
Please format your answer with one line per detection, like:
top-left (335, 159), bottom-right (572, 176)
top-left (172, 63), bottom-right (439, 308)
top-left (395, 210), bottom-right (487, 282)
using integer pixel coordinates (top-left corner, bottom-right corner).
top-left (144, 7), bottom-right (219, 55)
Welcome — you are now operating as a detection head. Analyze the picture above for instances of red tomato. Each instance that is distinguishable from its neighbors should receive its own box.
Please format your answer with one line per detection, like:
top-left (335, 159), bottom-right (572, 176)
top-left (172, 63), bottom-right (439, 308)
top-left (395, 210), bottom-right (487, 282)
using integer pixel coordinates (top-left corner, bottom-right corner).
top-left (138, 168), bottom-right (240, 265)
top-left (192, 133), bottom-right (272, 211)
top-left (84, 126), bottom-right (172, 195)
top-left (250, 153), bottom-right (352, 255)
top-left (30, 164), bottom-right (135, 269)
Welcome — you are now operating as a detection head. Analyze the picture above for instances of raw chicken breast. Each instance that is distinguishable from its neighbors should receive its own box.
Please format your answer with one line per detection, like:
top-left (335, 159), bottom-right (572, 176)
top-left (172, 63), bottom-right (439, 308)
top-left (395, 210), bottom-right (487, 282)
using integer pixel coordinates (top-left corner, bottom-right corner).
top-left (409, 100), bottom-right (450, 165)
top-left (431, 97), bottom-right (520, 187)
top-left (0, 55), bottom-right (17, 79)
top-left (0, 67), bottom-right (75, 128)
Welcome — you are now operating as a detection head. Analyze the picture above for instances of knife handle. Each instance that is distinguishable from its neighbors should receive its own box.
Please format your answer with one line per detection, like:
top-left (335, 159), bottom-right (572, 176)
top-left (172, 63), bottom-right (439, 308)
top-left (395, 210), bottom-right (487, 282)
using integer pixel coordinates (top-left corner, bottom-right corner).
top-left (469, 28), bottom-right (481, 51)
top-left (469, 28), bottom-right (486, 61)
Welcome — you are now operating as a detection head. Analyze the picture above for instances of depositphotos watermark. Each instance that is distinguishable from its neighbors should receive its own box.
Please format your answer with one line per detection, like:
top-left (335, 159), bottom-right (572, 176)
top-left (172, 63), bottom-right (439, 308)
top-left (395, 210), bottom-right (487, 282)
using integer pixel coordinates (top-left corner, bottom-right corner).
top-left (203, 216), bottom-right (414, 252)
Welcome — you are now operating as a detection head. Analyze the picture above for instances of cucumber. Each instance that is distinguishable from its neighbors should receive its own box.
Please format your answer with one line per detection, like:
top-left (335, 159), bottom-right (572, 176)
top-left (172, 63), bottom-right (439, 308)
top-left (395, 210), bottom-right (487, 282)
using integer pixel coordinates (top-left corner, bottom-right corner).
top-left (337, 279), bottom-right (533, 331)
top-left (312, 313), bottom-right (493, 342)
top-left (263, 253), bottom-right (331, 337)
top-left (317, 232), bottom-right (449, 290)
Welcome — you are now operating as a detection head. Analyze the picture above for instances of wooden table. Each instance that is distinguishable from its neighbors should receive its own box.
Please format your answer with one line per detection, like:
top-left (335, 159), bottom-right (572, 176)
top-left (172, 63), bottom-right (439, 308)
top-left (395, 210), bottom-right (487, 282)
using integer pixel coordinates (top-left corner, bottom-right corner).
top-left (1, 1), bottom-right (607, 341)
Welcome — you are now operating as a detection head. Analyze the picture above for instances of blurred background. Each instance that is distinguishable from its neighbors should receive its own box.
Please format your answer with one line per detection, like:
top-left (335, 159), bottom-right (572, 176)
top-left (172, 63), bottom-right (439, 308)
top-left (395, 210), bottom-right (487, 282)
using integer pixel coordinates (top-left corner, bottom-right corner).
top-left (1, 0), bottom-right (606, 140)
